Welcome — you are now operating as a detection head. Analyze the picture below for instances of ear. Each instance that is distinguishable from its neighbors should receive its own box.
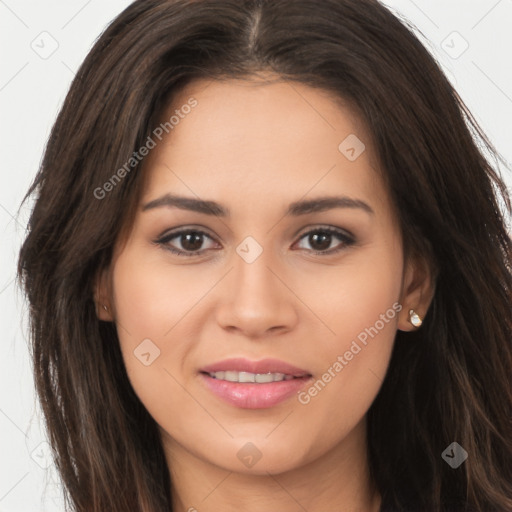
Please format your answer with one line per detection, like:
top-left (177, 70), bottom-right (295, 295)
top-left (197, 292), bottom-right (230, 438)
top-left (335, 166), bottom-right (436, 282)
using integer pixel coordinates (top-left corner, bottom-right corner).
top-left (397, 253), bottom-right (436, 332)
top-left (93, 266), bottom-right (114, 322)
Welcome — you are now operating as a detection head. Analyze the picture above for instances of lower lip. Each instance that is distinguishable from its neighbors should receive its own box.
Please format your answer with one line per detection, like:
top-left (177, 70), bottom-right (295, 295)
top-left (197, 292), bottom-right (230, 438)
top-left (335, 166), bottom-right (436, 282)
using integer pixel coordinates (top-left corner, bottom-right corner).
top-left (200, 373), bottom-right (312, 409)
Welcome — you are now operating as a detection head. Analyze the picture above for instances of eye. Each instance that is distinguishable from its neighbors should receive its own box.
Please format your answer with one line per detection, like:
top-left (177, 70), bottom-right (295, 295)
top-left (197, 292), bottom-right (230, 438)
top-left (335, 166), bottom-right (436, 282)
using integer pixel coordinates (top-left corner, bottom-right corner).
top-left (155, 225), bottom-right (355, 258)
top-left (293, 227), bottom-right (355, 255)
top-left (155, 228), bottom-right (220, 257)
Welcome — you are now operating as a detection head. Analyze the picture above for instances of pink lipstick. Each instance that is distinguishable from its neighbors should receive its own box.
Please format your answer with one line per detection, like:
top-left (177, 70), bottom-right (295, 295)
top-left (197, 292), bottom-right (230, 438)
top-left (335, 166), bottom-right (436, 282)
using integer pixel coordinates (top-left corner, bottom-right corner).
top-left (199, 358), bottom-right (313, 409)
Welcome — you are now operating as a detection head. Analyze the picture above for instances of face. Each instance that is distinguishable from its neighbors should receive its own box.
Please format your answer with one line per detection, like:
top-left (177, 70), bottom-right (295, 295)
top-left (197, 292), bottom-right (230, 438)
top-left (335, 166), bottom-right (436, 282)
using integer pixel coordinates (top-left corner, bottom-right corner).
top-left (97, 76), bottom-right (432, 476)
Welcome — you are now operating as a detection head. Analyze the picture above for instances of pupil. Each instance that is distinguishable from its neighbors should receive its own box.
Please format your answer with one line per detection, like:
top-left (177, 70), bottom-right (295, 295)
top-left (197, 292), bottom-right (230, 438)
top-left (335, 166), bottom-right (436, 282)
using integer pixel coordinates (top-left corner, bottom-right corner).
top-left (310, 232), bottom-right (331, 251)
top-left (181, 232), bottom-right (203, 251)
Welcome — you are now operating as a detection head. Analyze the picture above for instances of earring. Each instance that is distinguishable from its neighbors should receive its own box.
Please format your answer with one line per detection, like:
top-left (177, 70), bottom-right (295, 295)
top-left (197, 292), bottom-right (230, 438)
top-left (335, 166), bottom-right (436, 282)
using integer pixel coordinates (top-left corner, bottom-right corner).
top-left (102, 304), bottom-right (108, 312)
top-left (408, 309), bottom-right (422, 327)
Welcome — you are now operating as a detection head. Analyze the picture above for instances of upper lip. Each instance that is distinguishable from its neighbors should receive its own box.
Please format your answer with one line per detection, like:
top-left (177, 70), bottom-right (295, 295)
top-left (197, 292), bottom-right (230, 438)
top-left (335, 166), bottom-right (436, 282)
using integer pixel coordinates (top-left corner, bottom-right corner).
top-left (200, 358), bottom-right (311, 377)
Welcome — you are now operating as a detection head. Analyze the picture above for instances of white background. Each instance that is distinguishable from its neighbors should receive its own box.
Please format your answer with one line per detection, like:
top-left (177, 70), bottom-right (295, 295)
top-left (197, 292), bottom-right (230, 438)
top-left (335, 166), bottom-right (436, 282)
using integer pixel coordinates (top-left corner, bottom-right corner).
top-left (1, 1), bottom-right (511, 510)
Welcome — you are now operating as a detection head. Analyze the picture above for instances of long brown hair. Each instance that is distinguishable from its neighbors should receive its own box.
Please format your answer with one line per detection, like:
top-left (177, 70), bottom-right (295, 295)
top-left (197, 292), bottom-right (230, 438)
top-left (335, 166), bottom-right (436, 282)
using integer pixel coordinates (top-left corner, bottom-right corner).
top-left (17, 0), bottom-right (512, 510)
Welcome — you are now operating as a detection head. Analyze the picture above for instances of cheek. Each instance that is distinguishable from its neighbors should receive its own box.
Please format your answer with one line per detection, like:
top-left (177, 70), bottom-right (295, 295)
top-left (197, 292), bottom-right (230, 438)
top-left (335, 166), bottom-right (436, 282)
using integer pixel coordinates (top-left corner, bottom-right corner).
top-left (298, 253), bottom-right (402, 432)
top-left (109, 252), bottom-right (217, 469)
top-left (293, 244), bottom-right (402, 438)
top-left (110, 244), bottom-right (222, 427)
top-left (305, 239), bottom-right (403, 351)
top-left (110, 247), bottom-right (191, 403)
top-left (111, 244), bottom-right (212, 341)
top-left (293, 320), bottom-right (396, 464)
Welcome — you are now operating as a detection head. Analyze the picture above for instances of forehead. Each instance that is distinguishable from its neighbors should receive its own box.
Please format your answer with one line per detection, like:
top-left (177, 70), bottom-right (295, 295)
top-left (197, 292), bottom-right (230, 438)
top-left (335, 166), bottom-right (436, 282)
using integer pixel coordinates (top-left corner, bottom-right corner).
top-left (140, 76), bottom-right (388, 216)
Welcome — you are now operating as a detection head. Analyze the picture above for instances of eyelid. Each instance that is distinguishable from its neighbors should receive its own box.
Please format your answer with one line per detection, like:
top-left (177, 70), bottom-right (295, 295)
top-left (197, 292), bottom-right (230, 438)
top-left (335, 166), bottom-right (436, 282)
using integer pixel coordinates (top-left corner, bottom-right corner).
top-left (294, 224), bottom-right (355, 241)
top-left (156, 225), bottom-right (216, 241)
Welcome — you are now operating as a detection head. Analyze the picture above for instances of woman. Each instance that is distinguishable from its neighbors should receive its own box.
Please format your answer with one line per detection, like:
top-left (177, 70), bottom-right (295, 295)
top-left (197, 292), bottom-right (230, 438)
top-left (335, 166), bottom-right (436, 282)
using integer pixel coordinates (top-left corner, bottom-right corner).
top-left (17, 0), bottom-right (512, 510)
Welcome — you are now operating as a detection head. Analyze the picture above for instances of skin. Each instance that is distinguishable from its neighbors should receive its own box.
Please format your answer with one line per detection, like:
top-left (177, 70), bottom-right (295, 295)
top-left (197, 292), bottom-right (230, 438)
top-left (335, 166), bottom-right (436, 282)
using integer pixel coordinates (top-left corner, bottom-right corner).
top-left (96, 75), bottom-right (434, 512)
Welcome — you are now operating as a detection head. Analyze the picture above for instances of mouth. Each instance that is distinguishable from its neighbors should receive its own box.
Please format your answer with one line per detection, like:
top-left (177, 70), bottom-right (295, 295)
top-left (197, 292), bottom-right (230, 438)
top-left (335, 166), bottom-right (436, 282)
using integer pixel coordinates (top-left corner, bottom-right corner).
top-left (203, 370), bottom-right (303, 383)
top-left (198, 358), bottom-right (313, 409)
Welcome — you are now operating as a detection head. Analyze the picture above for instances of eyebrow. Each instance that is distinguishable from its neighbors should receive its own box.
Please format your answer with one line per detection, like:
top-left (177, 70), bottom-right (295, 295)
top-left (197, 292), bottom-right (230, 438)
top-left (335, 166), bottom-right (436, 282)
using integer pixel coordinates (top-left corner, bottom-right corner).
top-left (141, 193), bottom-right (374, 217)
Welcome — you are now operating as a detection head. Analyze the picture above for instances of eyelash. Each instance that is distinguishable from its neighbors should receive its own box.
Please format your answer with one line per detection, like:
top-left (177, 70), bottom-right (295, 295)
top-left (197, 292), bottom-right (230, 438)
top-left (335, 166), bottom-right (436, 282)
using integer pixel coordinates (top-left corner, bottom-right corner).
top-left (154, 226), bottom-right (356, 257)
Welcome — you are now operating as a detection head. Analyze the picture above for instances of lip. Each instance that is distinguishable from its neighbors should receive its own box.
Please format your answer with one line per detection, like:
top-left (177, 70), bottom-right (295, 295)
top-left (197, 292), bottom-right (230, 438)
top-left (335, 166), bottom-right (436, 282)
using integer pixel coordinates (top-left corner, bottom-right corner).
top-left (200, 357), bottom-right (310, 377)
top-left (199, 358), bottom-right (313, 409)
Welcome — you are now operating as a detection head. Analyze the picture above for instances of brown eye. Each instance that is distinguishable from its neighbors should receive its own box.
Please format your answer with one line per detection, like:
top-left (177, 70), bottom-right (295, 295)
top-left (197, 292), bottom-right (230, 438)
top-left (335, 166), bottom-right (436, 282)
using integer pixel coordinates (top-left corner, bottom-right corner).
top-left (156, 229), bottom-right (219, 256)
top-left (307, 232), bottom-right (333, 251)
top-left (294, 227), bottom-right (355, 254)
top-left (179, 232), bottom-right (205, 251)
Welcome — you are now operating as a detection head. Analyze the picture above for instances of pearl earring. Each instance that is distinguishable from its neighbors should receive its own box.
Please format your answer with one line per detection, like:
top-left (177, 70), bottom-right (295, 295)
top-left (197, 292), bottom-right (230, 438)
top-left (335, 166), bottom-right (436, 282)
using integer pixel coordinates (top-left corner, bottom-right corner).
top-left (408, 309), bottom-right (422, 327)
top-left (102, 304), bottom-right (108, 312)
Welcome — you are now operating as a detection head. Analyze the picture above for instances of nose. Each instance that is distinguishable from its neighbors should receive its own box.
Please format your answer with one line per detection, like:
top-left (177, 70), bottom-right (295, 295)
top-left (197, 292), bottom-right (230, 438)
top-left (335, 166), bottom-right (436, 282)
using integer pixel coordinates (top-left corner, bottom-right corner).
top-left (215, 247), bottom-right (299, 339)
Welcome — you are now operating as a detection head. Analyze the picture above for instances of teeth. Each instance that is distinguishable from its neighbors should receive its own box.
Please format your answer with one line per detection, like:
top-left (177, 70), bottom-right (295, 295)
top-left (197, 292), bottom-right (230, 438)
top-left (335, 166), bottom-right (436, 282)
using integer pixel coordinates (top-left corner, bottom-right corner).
top-left (208, 371), bottom-right (295, 383)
